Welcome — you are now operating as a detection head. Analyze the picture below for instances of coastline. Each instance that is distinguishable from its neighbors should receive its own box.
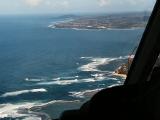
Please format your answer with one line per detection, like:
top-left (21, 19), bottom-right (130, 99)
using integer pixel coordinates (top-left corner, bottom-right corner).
top-left (48, 25), bottom-right (144, 31)
top-left (112, 72), bottom-right (127, 79)
top-left (49, 13), bottom-right (148, 31)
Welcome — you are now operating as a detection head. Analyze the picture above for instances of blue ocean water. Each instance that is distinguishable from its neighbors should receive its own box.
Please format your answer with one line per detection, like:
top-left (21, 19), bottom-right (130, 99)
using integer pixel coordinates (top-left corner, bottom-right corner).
top-left (0, 15), bottom-right (144, 119)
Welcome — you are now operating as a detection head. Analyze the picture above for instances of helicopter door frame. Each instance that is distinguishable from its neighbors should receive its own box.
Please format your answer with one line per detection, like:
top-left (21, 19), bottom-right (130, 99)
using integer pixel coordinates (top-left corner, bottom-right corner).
top-left (125, 0), bottom-right (160, 85)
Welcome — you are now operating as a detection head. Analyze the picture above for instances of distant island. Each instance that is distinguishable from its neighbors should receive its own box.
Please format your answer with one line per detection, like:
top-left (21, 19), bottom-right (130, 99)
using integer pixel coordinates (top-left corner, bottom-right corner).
top-left (53, 12), bottom-right (150, 30)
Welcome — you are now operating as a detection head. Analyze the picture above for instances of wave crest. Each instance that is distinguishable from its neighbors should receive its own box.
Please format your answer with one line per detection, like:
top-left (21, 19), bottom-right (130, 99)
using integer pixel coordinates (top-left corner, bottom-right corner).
top-left (0, 100), bottom-right (80, 119)
top-left (69, 88), bottom-right (104, 98)
top-left (1, 88), bottom-right (47, 97)
top-left (79, 56), bottom-right (128, 72)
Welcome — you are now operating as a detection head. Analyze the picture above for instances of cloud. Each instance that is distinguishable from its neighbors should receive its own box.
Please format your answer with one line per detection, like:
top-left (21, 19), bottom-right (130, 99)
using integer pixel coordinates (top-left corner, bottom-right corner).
top-left (98, 0), bottom-right (111, 7)
top-left (44, 0), bottom-right (70, 9)
top-left (60, 1), bottom-right (69, 8)
top-left (125, 0), bottom-right (149, 6)
top-left (127, 0), bottom-right (137, 5)
top-left (97, 0), bottom-right (153, 7)
top-left (24, 0), bottom-right (70, 9)
top-left (25, 0), bottom-right (42, 7)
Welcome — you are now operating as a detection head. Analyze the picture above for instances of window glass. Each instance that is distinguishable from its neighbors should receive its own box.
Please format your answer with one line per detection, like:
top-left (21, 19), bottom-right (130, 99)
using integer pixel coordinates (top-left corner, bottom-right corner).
top-left (0, 0), bottom-right (156, 119)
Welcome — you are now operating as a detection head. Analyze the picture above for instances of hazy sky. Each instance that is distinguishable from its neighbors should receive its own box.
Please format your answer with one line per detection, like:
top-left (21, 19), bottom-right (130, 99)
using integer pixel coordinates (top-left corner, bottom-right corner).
top-left (0, 0), bottom-right (156, 14)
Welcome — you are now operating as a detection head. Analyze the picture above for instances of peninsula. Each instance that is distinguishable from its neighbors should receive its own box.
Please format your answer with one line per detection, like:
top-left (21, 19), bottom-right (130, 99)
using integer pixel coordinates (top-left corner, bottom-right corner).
top-left (54, 12), bottom-right (150, 29)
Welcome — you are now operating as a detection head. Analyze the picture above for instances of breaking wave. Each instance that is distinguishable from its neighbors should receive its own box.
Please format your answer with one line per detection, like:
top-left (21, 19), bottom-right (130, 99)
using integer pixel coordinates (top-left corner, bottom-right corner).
top-left (1, 88), bottom-right (47, 97)
top-left (25, 78), bottom-right (46, 82)
top-left (79, 56), bottom-right (128, 72)
top-left (69, 88), bottom-right (104, 98)
top-left (24, 56), bottom-right (127, 87)
top-left (69, 83), bottom-right (123, 99)
top-left (0, 102), bottom-right (40, 119)
top-left (37, 77), bottom-right (106, 86)
top-left (0, 56), bottom-right (127, 119)
top-left (0, 100), bottom-right (80, 119)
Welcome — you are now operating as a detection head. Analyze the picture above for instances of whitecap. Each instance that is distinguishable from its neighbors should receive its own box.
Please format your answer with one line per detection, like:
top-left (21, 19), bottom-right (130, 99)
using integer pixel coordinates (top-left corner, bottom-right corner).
top-left (51, 76), bottom-right (79, 81)
top-left (91, 73), bottom-right (107, 80)
top-left (37, 77), bottom-right (106, 86)
top-left (69, 88), bottom-right (104, 98)
top-left (37, 79), bottom-right (79, 85)
top-left (107, 84), bottom-right (121, 88)
top-left (0, 100), bottom-right (80, 119)
top-left (53, 77), bottom-right (61, 80)
top-left (78, 58), bottom-right (110, 72)
top-left (69, 83), bottom-right (123, 99)
top-left (48, 25), bottom-right (53, 28)
top-left (80, 57), bottom-right (93, 59)
top-left (117, 81), bottom-right (123, 84)
top-left (25, 78), bottom-right (45, 82)
top-left (75, 76), bottom-right (79, 78)
top-left (91, 73), bottom-right (104, 77)
top-left (108, 77), bottom-right (119, 81)
top-left (32, 100), bottom-right (80, 108)
top-left (0, 103), bottom-right (37, 119)
top-left (78, 56), bottom-right (128, 72)
top-left (1, 88), bottom-right (47, 97)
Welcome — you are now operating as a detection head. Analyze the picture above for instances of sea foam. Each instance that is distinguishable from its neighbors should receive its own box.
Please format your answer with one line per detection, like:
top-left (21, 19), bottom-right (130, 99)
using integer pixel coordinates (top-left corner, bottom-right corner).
top-left (0, 102), bottom-right (37, 119)
top-left (37, 77), bottom-right (106, 86)
top-left (25, 78), bottom-right (45, 82)
top-left (79, 56), bottom-right (128, 72)
top-left (69, 88), bottom-right (104, 98)
top-left (1, 88), bottom-right (47, 97)
top-left (0, 100), bottom-right (80, 119)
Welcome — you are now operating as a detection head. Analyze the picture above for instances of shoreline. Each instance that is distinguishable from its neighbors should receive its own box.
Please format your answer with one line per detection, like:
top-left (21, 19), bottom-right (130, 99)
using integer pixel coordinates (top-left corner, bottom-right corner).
top-left (48, 25), bottom-right (144, 31)
top-left (112, 72), bottom-right (127, 79)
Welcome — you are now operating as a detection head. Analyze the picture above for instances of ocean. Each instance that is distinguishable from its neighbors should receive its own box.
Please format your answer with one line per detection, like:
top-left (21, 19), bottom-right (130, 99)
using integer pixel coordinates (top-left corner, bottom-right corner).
top-left (0, 15), bottom-right (144, 119)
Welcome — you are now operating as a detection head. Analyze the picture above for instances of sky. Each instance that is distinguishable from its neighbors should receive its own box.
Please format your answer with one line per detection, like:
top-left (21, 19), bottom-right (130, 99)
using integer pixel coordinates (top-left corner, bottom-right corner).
top-left (0, 0), bottom-right (156, 15)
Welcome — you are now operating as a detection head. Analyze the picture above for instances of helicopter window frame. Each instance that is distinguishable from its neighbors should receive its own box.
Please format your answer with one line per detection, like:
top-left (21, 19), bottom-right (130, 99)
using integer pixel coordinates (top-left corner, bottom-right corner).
top-left (125, 0), bottom-right (160, 85)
